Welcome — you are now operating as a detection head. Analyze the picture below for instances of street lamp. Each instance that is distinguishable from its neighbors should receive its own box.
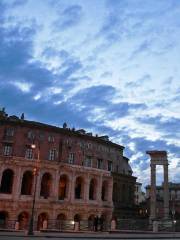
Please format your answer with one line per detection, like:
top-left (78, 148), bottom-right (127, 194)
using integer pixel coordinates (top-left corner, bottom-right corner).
top-left (28, 144), bottom-right (40, 235)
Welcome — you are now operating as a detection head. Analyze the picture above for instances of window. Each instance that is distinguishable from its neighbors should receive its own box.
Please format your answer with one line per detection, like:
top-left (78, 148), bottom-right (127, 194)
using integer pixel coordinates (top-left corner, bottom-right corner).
top-left (48, 149), bottom-right (56, 161)
top-left (84, 156), bottom-right (92, 167)
top-left (25, 148), bottom-right (33, 159)
top-left (108, 161), bottom-right (113, 171)
top-left (5, 128), bottom-right (14, 137)
top-left (116, 165), bottom-right (119, 172)
top-left (87, 143), bottom-right (92, 149)
top-left (68, 153), bottom-right (74, 164)
top-left (97, 159), bottom-right (103, 169)
top-left (39, 132), bottom-right (44, 141)
top-left (27, 131), bottom-right (35, 140)
top-left (3, 145), bottom-right (12, 156)
top-left (48, 135), bottom-right (54, 142)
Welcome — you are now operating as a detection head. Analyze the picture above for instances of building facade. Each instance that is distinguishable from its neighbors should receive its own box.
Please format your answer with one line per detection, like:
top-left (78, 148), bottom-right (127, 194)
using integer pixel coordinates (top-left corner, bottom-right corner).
top-left (135, 182), bottom-right (145, 205)
top-left (145, 183), bottom-right (180, 219)
top-left (0, 109), bottom-right (135, 230)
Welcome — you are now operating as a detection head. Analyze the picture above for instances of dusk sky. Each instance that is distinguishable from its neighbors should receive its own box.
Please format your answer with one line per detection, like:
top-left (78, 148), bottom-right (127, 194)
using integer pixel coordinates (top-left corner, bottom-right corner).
top-left (0, 0), bottom-right (180, 187)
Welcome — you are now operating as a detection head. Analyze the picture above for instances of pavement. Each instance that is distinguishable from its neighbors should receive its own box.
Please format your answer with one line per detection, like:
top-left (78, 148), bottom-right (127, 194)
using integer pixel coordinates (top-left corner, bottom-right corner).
top-left (1, 230), bottom-right (180, 239)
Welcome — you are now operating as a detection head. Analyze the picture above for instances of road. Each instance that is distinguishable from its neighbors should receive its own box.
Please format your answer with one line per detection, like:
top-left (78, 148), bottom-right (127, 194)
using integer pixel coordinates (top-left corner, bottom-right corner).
top-left (0, 232), bottom-right (180, 240)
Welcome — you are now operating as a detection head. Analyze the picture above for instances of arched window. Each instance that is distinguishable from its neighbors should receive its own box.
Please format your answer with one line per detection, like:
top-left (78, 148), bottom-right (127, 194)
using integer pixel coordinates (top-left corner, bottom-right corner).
top-left (37, 213), bottom-right (48, 230)
top-left (0, 211), bottom-right (8, 228)
top-left (89, 179), bottom-right (96, 200)
top-left (18, 212), bottom-right (29, 230)
top-left (57, 213), bottom-right (66, 221)
top-left (101, 181), bottom-right (108, 201)
top-left (88, 215), bottom-right (95, 230)
top-left (21, 171), bottom-right (33, 195)
top-left (0, 169), bottom-right (14, 193)
top-left (75, 177), bottom-right (83, 199)
top-left (56, 214), bottom-right (66, 230)
top-left (59, 175), bottom-right (68, 200)
top-left (40, 173), bottom-right (52, 198)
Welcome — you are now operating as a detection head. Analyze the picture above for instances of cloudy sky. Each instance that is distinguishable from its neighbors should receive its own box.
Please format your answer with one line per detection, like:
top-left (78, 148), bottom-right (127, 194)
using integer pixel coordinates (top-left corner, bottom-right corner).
top-left (0, 0), bottom-right (180, 187)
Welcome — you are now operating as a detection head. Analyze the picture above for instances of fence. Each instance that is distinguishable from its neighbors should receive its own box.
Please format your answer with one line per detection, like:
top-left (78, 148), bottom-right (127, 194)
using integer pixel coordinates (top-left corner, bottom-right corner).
top-left (1, 219), bottom-right (180, 232)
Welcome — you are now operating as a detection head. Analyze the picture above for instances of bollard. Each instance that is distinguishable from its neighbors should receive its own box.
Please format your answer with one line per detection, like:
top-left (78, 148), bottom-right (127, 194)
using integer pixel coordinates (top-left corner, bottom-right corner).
top-left (153, 220), bottom-right (158, 232)
top-left (15, 221), bottom-right (19, 230)
top-left (111, 219), bottom-right (116, 231)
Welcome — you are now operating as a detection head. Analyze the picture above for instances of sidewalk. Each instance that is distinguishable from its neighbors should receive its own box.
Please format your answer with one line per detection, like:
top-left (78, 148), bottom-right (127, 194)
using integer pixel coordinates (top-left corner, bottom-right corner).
top-left (1, 230), bottom-right (180, 239)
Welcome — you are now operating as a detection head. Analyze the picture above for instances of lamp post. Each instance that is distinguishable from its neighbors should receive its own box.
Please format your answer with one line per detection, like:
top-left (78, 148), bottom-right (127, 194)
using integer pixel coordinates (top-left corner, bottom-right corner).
top-left (28, 144), bottom-right (40, 235)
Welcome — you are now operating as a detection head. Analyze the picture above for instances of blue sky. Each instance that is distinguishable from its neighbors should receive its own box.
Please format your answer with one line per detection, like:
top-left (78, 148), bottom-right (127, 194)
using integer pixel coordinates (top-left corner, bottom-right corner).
top-left (0, 0), bottom-right (180, 187)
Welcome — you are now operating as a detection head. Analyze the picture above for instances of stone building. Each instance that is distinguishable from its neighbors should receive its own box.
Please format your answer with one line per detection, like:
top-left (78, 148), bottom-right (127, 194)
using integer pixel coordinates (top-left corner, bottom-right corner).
top-left (0, 109), bottom-right (135, 230)
top-left (145, 182), bottom-right (180, 219)
top-left (134, 182), bottom-right (145, 205)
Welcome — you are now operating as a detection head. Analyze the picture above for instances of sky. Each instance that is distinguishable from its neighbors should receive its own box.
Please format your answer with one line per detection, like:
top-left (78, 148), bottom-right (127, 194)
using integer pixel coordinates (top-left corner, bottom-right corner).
top-left (0, 0), bottom-right (180, 187)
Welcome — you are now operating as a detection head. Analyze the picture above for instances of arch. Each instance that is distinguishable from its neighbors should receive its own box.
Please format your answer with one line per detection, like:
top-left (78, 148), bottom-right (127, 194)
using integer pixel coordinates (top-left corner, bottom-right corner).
top-left (58, 175), bottom-right (69, 200)
top-left (21, 171), bottom-right (33, 195)
top-left (0, 169), bottom-right (14, 194)
top-left (75, 176), bottom-right (84, 199)
top-left (89, 178), bottom-right (97, 200)
top-left (88, 214), bottom-right (95, 230)
top-left (57, 213), bottom-right (66, 221)
top-left (18, 212), bottom-right (29, 230)
top-left (74, 214), bottom-right (81, 222)
top-left (101, 180), bottom-right (108, 201)
top-left (40, 173), bottom-right (52, 198)
top-left (56, 213), bottom-right (66, 230)
top-left (0, 211), bottom-right (8, 228)
top-left (113, 182), bottom-right (118, 202)
top-left (37, 213), bottom-right (48, 230)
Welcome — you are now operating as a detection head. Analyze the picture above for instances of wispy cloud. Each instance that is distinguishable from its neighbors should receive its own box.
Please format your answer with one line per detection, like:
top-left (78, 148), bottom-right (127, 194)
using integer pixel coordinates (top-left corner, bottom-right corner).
top-left (0, 0), bottom-right (180, 187)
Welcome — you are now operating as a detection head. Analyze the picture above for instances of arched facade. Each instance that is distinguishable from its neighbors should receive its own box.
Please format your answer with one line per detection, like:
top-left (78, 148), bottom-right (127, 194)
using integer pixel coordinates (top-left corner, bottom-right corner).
top-left (0, 112), bottom-right (137, 229)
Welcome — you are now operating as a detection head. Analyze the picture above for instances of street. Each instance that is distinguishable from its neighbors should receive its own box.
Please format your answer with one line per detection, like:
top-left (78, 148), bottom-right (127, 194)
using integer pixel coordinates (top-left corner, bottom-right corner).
top-left (0, 232), bottom-right (180, 240)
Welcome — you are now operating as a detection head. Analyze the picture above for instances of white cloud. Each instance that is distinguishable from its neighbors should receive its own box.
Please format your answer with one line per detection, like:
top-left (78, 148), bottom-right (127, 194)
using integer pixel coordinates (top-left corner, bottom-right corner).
top-left (11, 81), bottom-right (32, 93)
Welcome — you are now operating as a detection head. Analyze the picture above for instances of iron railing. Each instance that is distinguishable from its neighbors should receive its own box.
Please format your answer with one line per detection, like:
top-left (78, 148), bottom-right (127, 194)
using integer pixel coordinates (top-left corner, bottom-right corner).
top-left (1, 219), bottom-right (180, 232)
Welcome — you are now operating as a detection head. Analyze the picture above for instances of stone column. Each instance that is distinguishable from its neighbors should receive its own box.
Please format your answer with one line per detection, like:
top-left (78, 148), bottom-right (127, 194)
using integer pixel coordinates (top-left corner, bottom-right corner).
top-left (35, 171), bottom-right (41, 199)
top-left (163, 164), bottom-right (169, 219)
top-left (97, 175), bottom-right (102, 203)
top-left (84, 174), bottom-right (89, 202)
top-left (150, 164), bottom-right (156, 221)
top-left (108, 179), bottom-right (113, 203)
top-left (53, 170), bottom-right (59, 200)
top-left (13, 167), bottom-right (21, 200)
top-left (70, 171), bottom-right (75, 202)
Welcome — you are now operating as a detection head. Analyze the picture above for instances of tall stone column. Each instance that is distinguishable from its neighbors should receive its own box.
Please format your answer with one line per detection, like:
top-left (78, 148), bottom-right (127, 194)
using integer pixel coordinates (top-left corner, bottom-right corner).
top-left (108, 179), bottom-right (113, 203)
top-left (163, 164), bottom-right (169, 219)
top-left (53, 170), bottom-right (59, 200)
top-left (97, 175), bottom-right (102, 203)
top-left (150, 164), bottom-right (156, 220)
top-left (70, 171), bottom-right (75, 202)
top-left (13, 167), bottom-right (21, 200)
top-left (84, 175), bottom-right (89, 202)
